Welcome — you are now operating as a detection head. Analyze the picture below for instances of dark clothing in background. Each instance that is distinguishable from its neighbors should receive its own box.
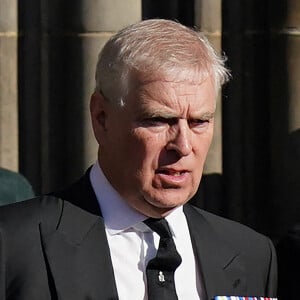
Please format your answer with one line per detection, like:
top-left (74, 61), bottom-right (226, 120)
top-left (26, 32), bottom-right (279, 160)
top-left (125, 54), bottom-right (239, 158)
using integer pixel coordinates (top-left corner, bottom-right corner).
top-left (0, 168), bottom-right (34, 206)
top-left (277, 223), bottom-right (300, 300)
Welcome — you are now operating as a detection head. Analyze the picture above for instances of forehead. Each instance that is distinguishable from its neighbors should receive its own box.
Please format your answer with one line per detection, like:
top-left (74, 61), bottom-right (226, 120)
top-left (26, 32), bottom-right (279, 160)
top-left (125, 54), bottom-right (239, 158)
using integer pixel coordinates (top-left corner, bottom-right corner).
top-left (127, 73), bottom-right (216, 114)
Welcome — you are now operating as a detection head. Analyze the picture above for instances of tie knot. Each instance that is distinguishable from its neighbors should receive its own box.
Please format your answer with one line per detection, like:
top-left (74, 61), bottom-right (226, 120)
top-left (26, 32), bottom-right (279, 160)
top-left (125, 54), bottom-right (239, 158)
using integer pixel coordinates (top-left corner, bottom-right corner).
top-left (144, 218), bottom-right (172, 238)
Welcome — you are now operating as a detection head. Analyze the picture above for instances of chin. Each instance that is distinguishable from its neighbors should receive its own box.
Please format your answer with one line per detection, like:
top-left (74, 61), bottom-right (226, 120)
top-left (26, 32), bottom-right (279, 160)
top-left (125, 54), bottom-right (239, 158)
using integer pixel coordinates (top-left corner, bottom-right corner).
top-left (145, 205), bottom-right (177, 218)
top-left (147, 194), bottom-right (188, 210)
top-left (140, 187), bottom-right (194, 214)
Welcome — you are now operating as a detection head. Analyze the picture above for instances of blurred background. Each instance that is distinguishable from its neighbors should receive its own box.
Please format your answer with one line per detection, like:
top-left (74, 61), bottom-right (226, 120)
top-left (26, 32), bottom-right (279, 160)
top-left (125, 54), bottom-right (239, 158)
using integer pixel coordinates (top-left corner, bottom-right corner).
top-left (0, 0), bottom-right (299, 243)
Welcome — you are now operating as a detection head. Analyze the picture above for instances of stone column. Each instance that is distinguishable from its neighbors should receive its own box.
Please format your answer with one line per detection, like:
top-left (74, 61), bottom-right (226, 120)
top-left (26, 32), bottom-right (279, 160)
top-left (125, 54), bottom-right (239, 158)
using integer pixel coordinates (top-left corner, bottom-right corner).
top-left (222, 1), bottom-right (272, 233)
top-left (19, 0), bottom-right (141, 193)
top-left (269, 0), bottom-right (300, 237)
top-left (0, 0), bottom-right (18, 171)
top-left (222, 0), bottom-right (300, 239)
top-left (195, 0), bottom-right (222, 174)
top-left (62, 0), bottom-right (142, 190)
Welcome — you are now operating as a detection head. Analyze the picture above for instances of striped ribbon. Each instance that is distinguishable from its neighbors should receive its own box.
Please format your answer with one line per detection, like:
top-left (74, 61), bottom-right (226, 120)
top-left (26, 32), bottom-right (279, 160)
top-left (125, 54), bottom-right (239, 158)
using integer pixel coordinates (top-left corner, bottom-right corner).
top-left (213, 297), bottom-right (278, 300)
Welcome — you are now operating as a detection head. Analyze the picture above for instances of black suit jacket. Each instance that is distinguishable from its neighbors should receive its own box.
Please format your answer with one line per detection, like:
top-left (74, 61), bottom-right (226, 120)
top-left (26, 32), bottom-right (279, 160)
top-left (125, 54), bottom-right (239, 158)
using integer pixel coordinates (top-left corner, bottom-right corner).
top-left (0, 172), bottom-right (277, 299)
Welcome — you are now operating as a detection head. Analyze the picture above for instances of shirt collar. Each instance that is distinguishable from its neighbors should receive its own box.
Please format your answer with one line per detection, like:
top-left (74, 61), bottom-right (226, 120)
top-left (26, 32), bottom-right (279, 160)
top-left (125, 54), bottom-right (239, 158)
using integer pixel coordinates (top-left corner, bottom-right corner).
top-left (90, 162), bottom-right (185, 237)
top-left (165, 205), bottom-right (185, 238)
top-left (90, 162), bottom-right (147, 235)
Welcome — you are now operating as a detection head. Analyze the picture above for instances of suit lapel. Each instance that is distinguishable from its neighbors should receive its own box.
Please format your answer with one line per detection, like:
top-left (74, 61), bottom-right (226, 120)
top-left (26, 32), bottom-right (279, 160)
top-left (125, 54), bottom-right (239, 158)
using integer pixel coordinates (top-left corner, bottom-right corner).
top-left (40, 171), bottom-right (119, 300)
top-left (184, 205), bottom-right (247, 299)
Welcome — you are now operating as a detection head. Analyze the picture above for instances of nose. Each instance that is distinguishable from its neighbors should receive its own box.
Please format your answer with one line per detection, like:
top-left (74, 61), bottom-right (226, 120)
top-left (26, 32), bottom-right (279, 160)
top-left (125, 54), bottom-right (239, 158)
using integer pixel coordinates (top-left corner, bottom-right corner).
top-left (166, 121), bottom-right (192, 157)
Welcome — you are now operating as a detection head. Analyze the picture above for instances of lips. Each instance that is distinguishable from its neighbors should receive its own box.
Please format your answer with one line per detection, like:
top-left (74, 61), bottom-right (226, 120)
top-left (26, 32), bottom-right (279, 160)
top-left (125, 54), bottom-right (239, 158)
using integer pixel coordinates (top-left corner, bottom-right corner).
top-left (154, 168), bottom-right (190, 187)
top-left (155, 169), bottom-right (187, 176)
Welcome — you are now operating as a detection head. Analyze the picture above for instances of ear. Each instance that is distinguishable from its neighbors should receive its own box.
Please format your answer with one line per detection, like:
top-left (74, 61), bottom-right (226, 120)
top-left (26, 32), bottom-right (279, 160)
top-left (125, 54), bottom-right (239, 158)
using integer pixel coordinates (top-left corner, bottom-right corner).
top-left (90, 91), bottom-right (108, 145)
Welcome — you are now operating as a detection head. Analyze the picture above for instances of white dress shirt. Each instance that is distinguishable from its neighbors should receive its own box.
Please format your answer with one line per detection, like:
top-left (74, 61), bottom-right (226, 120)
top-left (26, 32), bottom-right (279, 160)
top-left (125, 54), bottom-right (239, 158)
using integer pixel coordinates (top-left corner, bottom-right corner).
top-left (90, 162), bottom-right (202, 300)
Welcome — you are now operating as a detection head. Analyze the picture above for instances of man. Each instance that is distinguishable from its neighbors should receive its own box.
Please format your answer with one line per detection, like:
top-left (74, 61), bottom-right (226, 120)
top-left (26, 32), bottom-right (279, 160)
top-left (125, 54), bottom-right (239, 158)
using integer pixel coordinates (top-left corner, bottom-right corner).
top-left (0, 19), bottom-right (277, 299)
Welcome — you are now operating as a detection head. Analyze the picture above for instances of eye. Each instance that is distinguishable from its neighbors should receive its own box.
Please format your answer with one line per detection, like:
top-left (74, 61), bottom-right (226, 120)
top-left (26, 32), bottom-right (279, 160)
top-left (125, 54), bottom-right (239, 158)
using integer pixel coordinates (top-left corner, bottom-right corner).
top-left (142, 117), bottom-right (177, 127)
top-left (140, 117), bottom-right (166, 127)
top-left (188, 119), bottom-right (210, 129)
top-left (149, 117), bottom-right (168, 125)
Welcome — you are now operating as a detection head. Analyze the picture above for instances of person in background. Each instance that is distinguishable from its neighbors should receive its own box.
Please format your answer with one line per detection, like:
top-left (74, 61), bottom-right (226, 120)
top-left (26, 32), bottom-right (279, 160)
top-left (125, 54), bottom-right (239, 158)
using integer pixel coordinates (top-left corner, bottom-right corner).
top-left (0, 168), bottom-right (34, 206)
top-left (0, 19), bottom-right (277, 300)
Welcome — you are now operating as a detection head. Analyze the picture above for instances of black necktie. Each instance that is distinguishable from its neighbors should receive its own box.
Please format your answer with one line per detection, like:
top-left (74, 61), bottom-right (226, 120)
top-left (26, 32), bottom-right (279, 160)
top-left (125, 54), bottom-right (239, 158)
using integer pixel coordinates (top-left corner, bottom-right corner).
top-left (144, 218), bottom-right (182, 300)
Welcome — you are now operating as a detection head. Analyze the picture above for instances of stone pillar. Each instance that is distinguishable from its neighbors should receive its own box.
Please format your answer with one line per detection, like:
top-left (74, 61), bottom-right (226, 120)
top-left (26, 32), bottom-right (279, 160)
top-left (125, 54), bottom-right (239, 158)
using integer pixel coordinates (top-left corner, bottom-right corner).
top-left (19, 0), bottom-right (141, 193)
top-left (142, 0), bottom-right (194, 26)
top-left (0, 0), bottom-right (18, 171)
top-left (195, 0), bottom-right (222, 174)
top-left (222, 1), bottom-right (272, 233)
top-left (63, 0), bottom-right (142, 190)
top-left (269, 0), bottom-right (300, 237)
top-left (18, 0), bottom-right (43, 191)
top-left (222, 0), bottom-right (300, 239)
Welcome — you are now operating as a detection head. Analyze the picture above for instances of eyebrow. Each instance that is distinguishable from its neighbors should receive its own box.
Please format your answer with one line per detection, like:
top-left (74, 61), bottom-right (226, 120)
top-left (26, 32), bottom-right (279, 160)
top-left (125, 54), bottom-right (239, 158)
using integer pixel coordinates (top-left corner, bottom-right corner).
top-left (138, 109), bottom-right (215, 120)
top-left (199, 112), bottom-right (215, 120)
top-left (139, 109), bottom-right (178, 119)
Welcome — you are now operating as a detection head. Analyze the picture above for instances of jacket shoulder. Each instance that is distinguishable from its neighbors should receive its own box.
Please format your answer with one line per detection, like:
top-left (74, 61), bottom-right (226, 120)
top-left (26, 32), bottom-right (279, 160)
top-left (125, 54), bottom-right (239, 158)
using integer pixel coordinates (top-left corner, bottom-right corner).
top-left (186, 204), bottom-right (276, 265)
top-left (0, 195), bottom-right (63, 233)
top-left (189, 204), bottom-right (269, 241)
top-left (186, 204), bottom-right (278, 295)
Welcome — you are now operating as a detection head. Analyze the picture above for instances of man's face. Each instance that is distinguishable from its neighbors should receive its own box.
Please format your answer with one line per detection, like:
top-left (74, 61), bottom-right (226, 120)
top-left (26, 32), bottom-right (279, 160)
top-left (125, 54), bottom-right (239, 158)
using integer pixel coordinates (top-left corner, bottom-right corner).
top-left (91, 73), bottom-right (216, 218)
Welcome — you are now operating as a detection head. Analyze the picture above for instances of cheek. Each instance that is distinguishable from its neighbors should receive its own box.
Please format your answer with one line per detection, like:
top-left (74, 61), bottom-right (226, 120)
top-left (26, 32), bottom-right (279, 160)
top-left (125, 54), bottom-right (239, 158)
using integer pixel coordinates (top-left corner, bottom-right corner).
top-left (194, 132), bottom-right (214, 158)
top-left (133, 130), bottom-right (167, 155)
top-left (130, 133), bottom-right (169, 179)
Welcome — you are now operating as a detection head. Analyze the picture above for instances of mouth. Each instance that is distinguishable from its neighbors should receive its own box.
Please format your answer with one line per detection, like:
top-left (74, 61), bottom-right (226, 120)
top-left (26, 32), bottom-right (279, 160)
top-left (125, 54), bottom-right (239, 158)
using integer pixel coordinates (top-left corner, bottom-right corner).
top-left (154, 168), bottom-right (190, 187)
top-left (156, 169), bottom-right (187, 176)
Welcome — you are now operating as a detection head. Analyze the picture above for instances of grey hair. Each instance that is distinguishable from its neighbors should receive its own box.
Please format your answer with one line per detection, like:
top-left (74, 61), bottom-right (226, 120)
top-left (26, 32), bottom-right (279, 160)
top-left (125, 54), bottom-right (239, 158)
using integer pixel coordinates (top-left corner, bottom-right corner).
top-left (95, 19), bottom-right (230, 106)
